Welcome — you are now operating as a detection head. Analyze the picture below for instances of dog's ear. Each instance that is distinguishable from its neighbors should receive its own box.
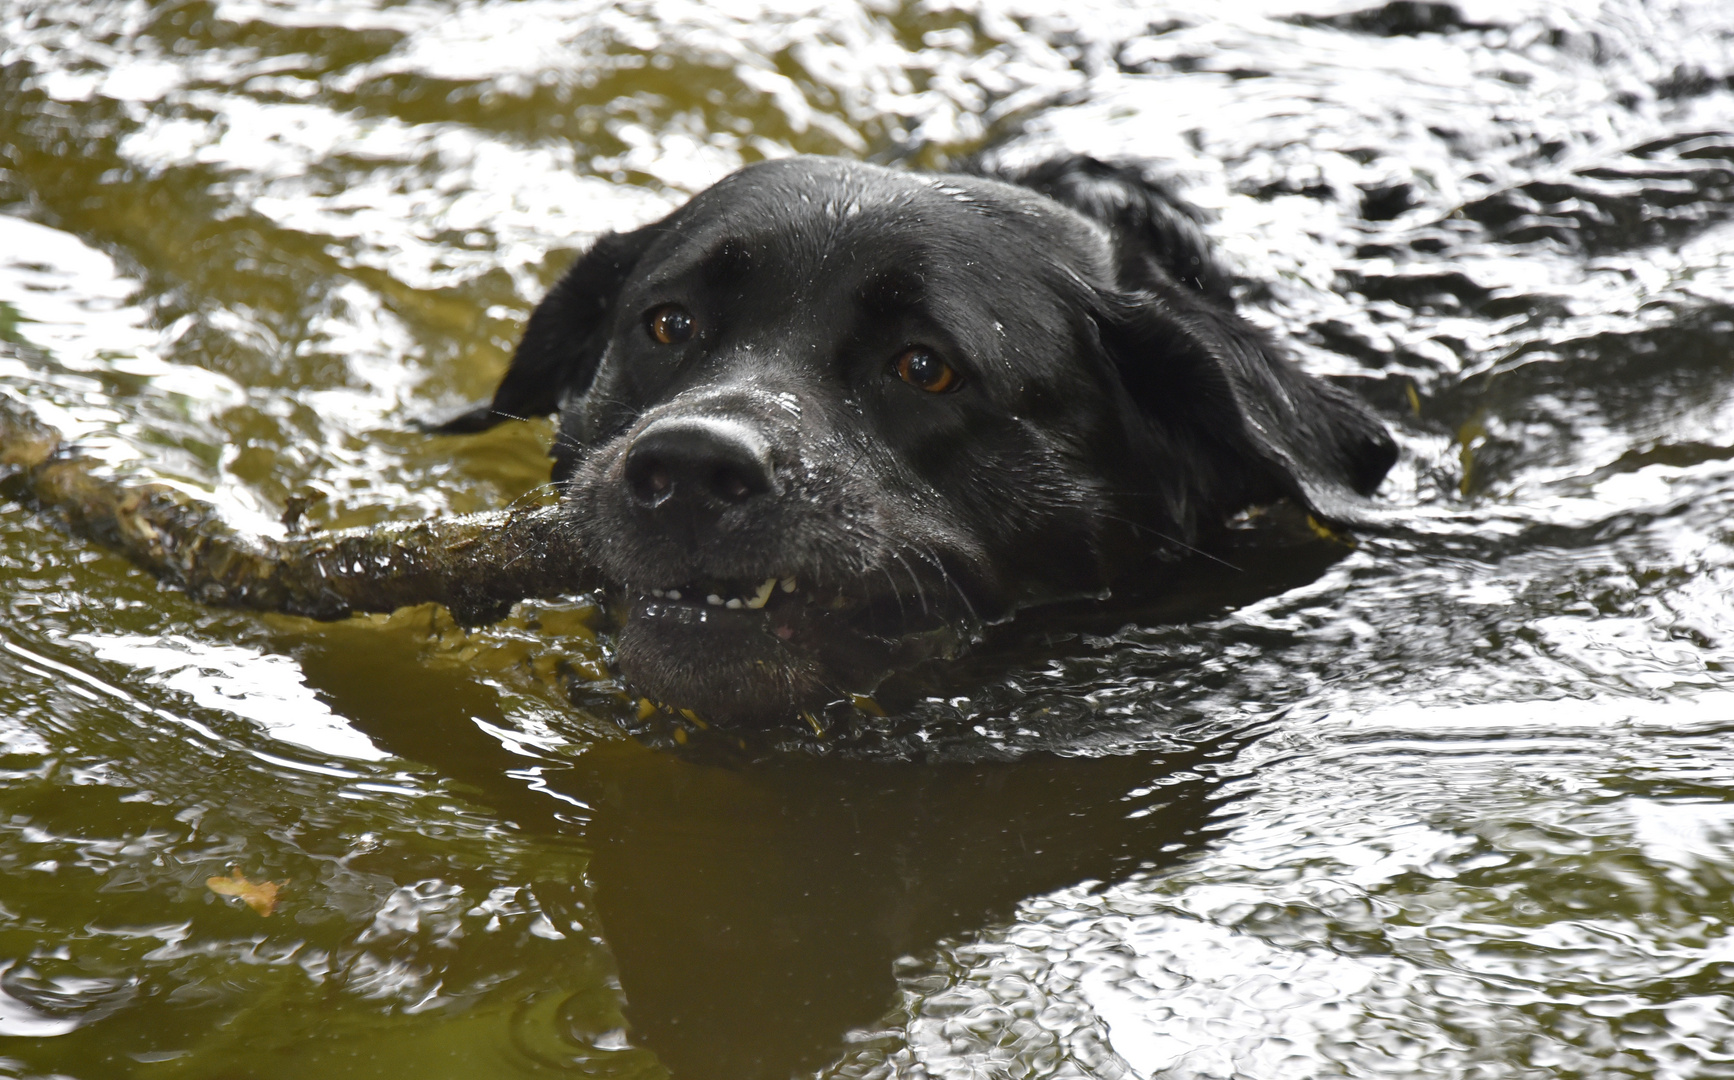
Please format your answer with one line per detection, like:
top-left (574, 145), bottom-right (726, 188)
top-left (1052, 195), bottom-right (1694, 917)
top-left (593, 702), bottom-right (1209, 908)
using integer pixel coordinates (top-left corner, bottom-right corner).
top-left (1104, 287), bottom-right (1397, 525)
top-left (983, 155), bottom-right (1237, 304)
top-left (429, 224), bottom-right (661, 434)
top-left (1003, 155), bottom-right (1396, 521)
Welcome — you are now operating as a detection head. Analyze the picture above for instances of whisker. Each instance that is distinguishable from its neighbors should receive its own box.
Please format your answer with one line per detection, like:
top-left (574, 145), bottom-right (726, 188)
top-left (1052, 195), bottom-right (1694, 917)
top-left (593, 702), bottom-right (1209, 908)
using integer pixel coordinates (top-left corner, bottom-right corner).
top-left (835, 433), bottom-right (875, 482)
top-left (913, 542), bottom-right (981, 626)
top-left (879, 566), bottom-right (907, 626)
top-left (502, 480), bottom-right (564, 511)
top-left (1090, 508), bottom-right (1245, 572)
top-left (1075, 488), bottom-right (1245, 572)
top-left (889, 548), bottom-right (931, 617)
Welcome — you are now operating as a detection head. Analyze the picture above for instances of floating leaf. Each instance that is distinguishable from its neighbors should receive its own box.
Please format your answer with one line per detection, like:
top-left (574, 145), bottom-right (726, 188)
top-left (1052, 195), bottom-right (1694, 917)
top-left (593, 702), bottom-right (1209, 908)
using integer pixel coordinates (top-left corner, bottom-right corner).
top-left (207, 870), bottom-right (283, 916)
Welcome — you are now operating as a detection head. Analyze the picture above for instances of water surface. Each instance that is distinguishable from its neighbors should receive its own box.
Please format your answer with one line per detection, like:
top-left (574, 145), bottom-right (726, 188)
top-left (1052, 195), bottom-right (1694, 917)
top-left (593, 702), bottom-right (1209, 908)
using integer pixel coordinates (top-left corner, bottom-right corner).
top-left (3, 0), bottom-right (1734, 1076)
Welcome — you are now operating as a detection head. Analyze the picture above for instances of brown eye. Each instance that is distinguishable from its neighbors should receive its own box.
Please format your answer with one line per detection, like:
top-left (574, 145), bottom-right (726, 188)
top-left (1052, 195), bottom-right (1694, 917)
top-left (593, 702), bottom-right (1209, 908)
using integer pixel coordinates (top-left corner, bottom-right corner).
top-left (894, 347), bottom-right (959, 393)
top-left (647, 305), bottom-right (694, 345)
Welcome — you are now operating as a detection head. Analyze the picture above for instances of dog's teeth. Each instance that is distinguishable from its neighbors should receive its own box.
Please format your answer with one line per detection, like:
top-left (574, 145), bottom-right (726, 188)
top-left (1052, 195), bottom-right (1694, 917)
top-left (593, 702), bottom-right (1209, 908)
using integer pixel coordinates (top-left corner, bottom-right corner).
top-left (706, 593), bottom-right (724, 606)
top-left (651, 588), bottom-right (666, 598)
top-left (746, 578), bottom-right (777, 609)
top-left (780, 577), bottom-right (797, 593)
top-left (666, 589), bottom-right (680, 600)
top-left (725, 597), bottom-right (743, 609)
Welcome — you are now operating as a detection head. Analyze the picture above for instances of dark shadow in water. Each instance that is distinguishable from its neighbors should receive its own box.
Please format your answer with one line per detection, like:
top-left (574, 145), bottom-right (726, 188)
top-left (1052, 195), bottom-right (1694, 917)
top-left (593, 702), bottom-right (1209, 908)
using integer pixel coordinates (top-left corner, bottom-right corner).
top-left (297, 636), bottom-right (1240, 1079)
top-left (567, 741), bottom-right (1232, 1080)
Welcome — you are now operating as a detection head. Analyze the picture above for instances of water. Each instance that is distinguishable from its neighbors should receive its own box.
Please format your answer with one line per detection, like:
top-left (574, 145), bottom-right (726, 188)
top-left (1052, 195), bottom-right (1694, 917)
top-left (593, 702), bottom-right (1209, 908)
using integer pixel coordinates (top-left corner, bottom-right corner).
top-left (2, 0), bottom-right (1733, 1076)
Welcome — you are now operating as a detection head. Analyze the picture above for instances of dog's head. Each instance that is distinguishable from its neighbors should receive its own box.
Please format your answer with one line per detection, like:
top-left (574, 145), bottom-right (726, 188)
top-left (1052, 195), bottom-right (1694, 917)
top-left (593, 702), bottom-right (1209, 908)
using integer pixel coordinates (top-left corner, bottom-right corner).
top-left (443, 156), bottom-right (1394, 721)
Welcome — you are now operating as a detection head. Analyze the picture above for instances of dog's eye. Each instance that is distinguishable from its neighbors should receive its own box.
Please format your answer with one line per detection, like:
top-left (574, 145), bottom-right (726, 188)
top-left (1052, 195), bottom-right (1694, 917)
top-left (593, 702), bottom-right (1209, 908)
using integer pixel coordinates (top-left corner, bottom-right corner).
top-left (646, 305), bottom-right (695, 345)
top-left (894, 348), bottom-right (959, 394)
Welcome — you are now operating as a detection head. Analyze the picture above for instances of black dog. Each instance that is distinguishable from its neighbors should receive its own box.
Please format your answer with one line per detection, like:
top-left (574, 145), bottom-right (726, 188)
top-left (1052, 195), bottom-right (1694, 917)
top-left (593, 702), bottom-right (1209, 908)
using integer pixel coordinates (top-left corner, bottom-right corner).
top-left (438, 156), bottom-right (1395, 722)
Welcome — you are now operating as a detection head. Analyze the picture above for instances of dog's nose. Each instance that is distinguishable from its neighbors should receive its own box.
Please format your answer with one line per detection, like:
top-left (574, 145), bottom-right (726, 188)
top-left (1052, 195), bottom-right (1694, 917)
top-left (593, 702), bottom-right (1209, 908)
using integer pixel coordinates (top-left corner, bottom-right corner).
top-left (623, 416), bottom-right (775, 509)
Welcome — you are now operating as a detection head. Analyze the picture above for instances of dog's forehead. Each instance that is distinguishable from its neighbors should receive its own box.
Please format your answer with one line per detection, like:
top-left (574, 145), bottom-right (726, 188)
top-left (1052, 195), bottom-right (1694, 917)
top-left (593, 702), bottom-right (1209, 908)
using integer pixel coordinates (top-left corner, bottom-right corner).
top-left (644, 157), bottom-right (1110, 284)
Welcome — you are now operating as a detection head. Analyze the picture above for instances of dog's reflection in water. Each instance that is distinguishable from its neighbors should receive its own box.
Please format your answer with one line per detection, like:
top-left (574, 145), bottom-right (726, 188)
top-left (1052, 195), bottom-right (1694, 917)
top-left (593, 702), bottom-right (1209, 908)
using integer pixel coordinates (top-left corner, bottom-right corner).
top-left (575, 738), bottom-right (1231, 1080)
top-left (308, 631), bottom-right (1233, 1080)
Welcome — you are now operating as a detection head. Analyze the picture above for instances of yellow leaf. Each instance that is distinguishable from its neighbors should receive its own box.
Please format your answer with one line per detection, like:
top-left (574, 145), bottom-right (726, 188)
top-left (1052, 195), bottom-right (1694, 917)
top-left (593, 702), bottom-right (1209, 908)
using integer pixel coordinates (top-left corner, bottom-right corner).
top-left (1304, 515), bottom-right (1354, 547)
top-left (207, 870), bottom-right (282, 916)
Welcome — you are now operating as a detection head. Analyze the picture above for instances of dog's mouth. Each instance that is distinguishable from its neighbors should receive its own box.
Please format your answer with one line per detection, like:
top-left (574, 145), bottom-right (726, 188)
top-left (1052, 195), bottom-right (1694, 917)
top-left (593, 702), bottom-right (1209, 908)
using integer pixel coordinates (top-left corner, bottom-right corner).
top-left (608, 568), bottom-right (976, 722)
top-left (638, 574), bottom-right (836, 623)
top-left (621, 571), bottom-right (945, 644)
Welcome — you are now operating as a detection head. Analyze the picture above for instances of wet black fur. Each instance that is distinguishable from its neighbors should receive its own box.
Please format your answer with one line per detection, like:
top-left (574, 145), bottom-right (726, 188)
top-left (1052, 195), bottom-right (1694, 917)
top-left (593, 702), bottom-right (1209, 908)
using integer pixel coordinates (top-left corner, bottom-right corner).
top-left (438, 155), bottom-right (1396, 721)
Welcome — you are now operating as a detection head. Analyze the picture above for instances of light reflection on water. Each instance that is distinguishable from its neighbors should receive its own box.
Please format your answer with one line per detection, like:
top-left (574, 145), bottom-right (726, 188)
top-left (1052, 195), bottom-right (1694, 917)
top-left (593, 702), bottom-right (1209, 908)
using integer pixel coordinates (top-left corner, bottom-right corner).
top-left (2, 0), bottom-right (1734, 1076)
top-left (67, 633), bottom-right (388, 761)
top-left (842, 695), bottom-right (1734, 1077)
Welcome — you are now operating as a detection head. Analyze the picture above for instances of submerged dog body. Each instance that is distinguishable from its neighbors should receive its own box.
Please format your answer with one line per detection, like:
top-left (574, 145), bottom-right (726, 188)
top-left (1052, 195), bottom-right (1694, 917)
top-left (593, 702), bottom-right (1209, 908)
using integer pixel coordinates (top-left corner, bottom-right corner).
top-left (441, 156), bottom-right (1395, 721)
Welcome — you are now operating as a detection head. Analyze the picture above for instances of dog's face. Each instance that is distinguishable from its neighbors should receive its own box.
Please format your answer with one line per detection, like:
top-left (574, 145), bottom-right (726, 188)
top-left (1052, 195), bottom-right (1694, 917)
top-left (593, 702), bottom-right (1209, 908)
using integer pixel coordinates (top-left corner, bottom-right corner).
top-left (450, 157), bottom-right (1395, 721)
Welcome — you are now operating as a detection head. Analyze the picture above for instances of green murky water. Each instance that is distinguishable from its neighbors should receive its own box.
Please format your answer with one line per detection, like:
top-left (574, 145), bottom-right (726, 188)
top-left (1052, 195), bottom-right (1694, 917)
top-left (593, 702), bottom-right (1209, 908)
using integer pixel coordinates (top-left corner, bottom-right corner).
top-left (4, 0), bottom-right (1734, 1076)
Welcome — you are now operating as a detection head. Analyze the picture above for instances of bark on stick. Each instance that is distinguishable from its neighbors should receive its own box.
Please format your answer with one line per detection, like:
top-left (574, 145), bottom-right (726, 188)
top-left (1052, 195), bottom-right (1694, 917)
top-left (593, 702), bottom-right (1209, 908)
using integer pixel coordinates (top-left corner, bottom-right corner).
top-left (0, 395), bottom-right (596, 624)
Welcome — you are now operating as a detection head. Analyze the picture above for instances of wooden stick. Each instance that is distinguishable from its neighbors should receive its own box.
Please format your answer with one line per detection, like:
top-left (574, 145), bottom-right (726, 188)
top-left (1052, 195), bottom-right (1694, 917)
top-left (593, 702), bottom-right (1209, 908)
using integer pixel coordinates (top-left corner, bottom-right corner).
top-left (0, 395), bottom-right (596, 625)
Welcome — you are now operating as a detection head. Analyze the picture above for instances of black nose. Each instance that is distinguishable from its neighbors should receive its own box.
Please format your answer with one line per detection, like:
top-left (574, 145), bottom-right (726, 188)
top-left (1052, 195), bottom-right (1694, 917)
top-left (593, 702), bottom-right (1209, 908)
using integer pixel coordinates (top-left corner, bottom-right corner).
top-left (623, 416), bottom-right (775, 510)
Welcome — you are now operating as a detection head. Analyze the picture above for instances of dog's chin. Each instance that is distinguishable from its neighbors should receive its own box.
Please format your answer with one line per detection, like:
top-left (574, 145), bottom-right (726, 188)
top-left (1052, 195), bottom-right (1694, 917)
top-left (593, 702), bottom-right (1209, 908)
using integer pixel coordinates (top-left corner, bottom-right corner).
top-left (611, 583), bottom-right (967, 723)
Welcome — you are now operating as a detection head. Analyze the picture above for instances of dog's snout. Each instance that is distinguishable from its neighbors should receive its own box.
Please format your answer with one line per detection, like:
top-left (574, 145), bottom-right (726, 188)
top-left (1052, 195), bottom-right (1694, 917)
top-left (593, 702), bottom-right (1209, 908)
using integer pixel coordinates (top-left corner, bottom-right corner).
top-left (623, 416), bottom-right (775, 510)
